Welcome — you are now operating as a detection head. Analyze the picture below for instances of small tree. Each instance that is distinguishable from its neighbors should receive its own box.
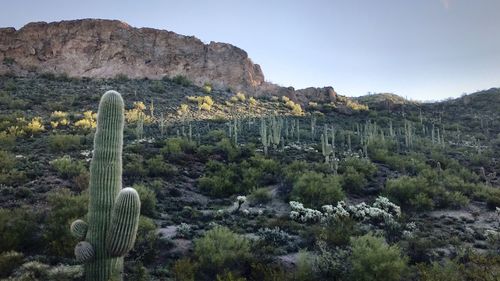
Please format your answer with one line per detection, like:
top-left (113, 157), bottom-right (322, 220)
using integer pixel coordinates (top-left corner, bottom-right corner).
top-left (350, 234), bottom-right (408, 281)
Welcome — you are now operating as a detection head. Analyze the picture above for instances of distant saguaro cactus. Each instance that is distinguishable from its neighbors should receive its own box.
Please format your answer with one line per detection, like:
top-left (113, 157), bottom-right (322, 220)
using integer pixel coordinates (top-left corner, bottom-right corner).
top-left (71, 90), bottom-right (141, 281)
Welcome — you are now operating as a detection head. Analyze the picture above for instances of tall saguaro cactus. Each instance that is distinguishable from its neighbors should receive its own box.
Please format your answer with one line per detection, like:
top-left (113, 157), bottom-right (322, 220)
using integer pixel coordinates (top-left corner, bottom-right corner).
top-left (71, 91), bottom-right (141, 281)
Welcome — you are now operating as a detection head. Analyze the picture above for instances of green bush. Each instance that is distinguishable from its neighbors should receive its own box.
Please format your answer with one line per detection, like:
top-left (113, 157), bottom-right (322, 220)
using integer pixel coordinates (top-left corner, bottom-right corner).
top-left (129, 216), bottom-right (158, 264)
top-left (124, 153), bottom-right (147, 177)
top-left (134, 184), bottom-right (157, 217)
top-left (417, 259), bottom-right (465, 281)
top-left (291, 171), bottom-right (345, 208)
top-left (48, 134), bottom-right (81, 151)
top-left (7, 261), bottom-right (83, 281)
top-left (173, 258), bottom-right (198, 281)
top-left (50, 155), bottom-right (86, 179)
top-left (198, 161), bottom-right (239, 197)
top-left (0, 132), bottom-right (15, 150)
top-left (341, 166), bottom-right (368, 194)
top-left (149, 80), bottom-right (165, 93)
top-left (350, 234), bottom-right (408, 281)
top-left (146, 155), bottom-right (178, 177)
top-left (194, 226), bottom-right (250, 275)
top-left (0, 207), bottom-right (40, 253)
top-left (0, 251), bottom-right (24, 278)
top-left (43, 189), bottom-right (88, 257)
top-left (172, 75), bottom-right (192, 86)
top-left (385, 173), bottom-right (470, 211)
top-left (161, 137), bottom-right (196, 156)
top-left (0, 150), bottom-right (16, 171)
top-left (199, 157), bottom-right (279, 197)
top-left (249, 187), bottom-right (272, 204)
top-left (339, 157), bottom-right (377, 178)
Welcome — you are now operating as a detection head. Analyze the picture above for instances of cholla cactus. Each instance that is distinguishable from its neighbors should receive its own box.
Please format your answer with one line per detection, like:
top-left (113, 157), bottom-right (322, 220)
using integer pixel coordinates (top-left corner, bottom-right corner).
top-left (70, 91), bottom-right (141, 281)
top-left (290, 196), bottom-right (404, 228)
top-left (236, 195), bottom-right (247, 211)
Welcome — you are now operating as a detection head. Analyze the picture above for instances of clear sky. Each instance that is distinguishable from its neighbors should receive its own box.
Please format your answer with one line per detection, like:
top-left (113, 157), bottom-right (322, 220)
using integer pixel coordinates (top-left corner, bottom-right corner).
top-left (1, 0), bottom-right (499, 100)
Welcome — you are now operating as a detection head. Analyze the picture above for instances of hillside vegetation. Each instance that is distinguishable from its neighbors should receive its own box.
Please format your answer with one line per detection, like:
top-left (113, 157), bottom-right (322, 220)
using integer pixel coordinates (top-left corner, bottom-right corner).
top-left (0, 74), bottom-right (499, 281)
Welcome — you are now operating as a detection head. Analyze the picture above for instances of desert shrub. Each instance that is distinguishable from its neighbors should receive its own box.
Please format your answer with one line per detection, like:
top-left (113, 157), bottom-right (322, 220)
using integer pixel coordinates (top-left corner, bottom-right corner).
top-left (125, 261), bottom-right (150, 281)
top-left (50, 155), bottom-right (86, 179)
top-left (249, 187), bottom-right (272, 204)
top-left (216, 271), bottom-right (247, 281)
top-left (416, 250), bottom-right (500, 281)
top-left (385, 173), bottom-right (470, 211)
top-left (198, 161), bottom-right (239, 197)
top-left (291, 171), bottom-right (345, 208)
top-left (48, 134), bottom-right (81, 151)
top-left (339, 156), bottom-right (377, 178)
top-left (314, 217), bottom-right (358, 247)
top-left (74, 110), bottom-right (97, 131)
top-left (73, 170), bottom-right (90, 192)
top-left (0, 131), bottom-right (16, 150)
top-left (0, 207), bottom-right (41, 253)
top-left (0, 170), bottom-right (26, 186)
top-left (0, 251), bottom-right (24, 278)
top-left (8, 261), bottom-right (83, 281)
top-left (149, 80), bottom-right (165, 93)
top-left (283, 160), bottom-right (311, 183)
top-left (13, 186), bottom-right (32, 199)
top-left (173, 258), bottom-right (198, 281)
top-left (0, 149), bottom-right (16, 170)
top-left (417, 259), bottom-right (465, 281)
top-left (249, 262), bottom-right (288, 281)
top-left (199, 156), bottom-right (279, 197)
top-left (313, 242), bottom-right (351, 279)
top-left (194, 226), bottom-right (251, 275)
top-left (161, 137), bottom-right (196, 156)
top-left (123, 153), bottom-right (147, 177)
top-left (146, 155), bottom-right (178, 177)
top-left (294, 251), bottom-right (316, 281)
top-left (129, 216), bottom-right (158, 263)
top-left (235, 92), bottom-right (246, 101)
top-left (134, 184), bottom-right (157, 217)
top-left (215, 138), bottom-right (240, 161)
top-left (285, 100), bottom-right (303, 115)
top-left (43, 189), bottom-right (88, 257)
top-left (341, 166), bottom-right (368, 194)
top-left (25, 117), bottom-right (45, 135)
top-left (172, 75), bottom-right (192, 86)
top-left (205, 129), bottom-right (227, 142)
top-left (202, 82), bottom-right (212, 94)
top-left (350, 234), bottom-right (408, 281)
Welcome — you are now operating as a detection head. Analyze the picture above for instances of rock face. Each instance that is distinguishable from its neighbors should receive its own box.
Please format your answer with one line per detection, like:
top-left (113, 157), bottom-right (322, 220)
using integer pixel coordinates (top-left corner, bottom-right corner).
top-left (0, 19), bottom-right (337, 104)
top-left (0, 19), bottom-right (265, 92)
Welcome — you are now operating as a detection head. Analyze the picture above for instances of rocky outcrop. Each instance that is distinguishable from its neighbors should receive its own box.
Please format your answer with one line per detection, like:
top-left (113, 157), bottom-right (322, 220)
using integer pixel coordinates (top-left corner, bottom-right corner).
top-left (0, 19), bottom-right (264, 92)
top-left (0, 19), bottom-right (338, 104)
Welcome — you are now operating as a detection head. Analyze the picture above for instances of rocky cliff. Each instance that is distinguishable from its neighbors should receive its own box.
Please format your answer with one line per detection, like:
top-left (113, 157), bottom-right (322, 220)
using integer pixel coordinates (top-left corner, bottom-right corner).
top-left (0, 19), bottom-right (265, 91)
top-left (0, 19), bottom-right (336, 104)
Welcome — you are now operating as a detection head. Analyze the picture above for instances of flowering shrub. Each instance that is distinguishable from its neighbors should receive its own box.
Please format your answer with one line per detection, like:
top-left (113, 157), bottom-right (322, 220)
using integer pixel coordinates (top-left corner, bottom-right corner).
top-left (290, 197), bottom-right (415, 240)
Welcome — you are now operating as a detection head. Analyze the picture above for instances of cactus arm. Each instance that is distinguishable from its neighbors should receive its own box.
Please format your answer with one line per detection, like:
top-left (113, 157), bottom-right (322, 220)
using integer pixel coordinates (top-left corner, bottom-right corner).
top-left (75, 241), bottom-right (95, 263)
top-left (106, 187), bottom-right (141, 257)
top-left (70, 219), bottom-right (88, 240)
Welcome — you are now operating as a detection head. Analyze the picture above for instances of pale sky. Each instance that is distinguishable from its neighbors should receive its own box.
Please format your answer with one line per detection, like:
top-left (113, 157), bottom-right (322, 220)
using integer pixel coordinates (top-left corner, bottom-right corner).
top-left (1, 0), bottom-right (500, 100)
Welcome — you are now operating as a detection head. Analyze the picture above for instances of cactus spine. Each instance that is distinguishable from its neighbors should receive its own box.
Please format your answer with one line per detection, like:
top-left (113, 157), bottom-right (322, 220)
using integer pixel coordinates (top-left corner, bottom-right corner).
top-left (71, 91), bottom-right (141, 281)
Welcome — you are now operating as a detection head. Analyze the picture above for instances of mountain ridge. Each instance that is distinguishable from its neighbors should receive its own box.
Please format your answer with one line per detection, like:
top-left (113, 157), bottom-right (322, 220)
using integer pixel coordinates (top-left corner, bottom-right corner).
top-left (0, 18), bottom-right (337, 105)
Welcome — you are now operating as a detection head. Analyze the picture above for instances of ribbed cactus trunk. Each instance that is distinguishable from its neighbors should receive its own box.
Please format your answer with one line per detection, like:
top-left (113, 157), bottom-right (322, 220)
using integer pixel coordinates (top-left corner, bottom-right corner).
top-left (71, 91), bottom-right (140, 281)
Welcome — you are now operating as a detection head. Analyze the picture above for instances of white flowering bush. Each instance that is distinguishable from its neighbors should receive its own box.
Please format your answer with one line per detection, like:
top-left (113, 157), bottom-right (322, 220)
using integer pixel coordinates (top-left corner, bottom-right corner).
top-left (289, 196), bottom-right (415, 240)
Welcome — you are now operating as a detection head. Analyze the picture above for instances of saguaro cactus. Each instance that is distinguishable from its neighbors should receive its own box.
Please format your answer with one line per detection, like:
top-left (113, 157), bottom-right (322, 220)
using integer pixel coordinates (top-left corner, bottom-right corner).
top-left (71, 91), bottom-right (141, 281)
